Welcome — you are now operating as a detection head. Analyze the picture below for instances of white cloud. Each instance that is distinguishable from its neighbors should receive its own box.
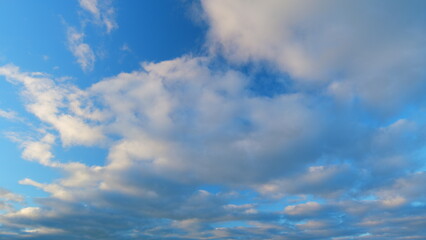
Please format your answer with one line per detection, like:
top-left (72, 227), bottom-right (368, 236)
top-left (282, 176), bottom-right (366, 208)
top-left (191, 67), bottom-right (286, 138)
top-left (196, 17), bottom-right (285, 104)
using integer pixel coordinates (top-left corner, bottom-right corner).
top-left (6, 207), bottom-right (41, 219)
top-left (284, 201), bottom-right (322, 216)
top-left (67, 27), bottom-right (95, 72)
top-left (0, 109), bottom-right (18, 120)
top-left (202, 0), bottom-right (426, 111)
top-left (19, 179), bottom-right (73, 201)
top-left (0, 189), bottom-right (23, 203)
top-left (0, 57), bottom-right (426, 238)
top-left (21, 134), bottom-right (56, 167)
top-left (23, 227), bottom-right (64, 235)
top-left (0, 64), bottom-right (104, 146)
top-left (79, 0), bottom-right (117, 33)
top-left (0, 58), bottom-right (327, 238)
top-left (381, 196), bottom-right (406, 208)
top-left (90, 56), bottom-right (324, 184)
top-left (79, 0), bottom-right (99, 16)
top-left (0, 188), bottom-right (24, 213)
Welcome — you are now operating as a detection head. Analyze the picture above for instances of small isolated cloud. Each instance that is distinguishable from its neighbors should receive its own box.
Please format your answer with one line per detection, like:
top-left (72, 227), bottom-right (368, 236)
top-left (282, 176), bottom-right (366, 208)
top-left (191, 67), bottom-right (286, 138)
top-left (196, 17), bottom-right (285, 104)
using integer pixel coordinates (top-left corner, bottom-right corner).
top-left (284, 201), bottom-right (323, 216)
top-left (67, 27), bottom-right (95, 72)
top-left (79, 0), bottom-right (117, 33)
top-left (120, 43), bottom-right (131, 52)
top-left (0, 109), bottom-right (18, 120)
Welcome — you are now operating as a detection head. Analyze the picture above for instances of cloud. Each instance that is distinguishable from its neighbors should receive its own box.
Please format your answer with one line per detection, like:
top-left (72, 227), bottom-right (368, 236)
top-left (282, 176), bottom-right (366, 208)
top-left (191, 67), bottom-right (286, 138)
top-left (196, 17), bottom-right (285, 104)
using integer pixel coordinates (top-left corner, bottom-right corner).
top-left (0, 64), bottom-right (105, 146)
top-left (0, 188), bottom-right (24, 213)
top-left (66, 27), bottom-right (96, 72)
top-left (2, 48), bottom-right (426, 238)
top-left (256, 164), bottom-right (359, 199)
top-left (78, 0), bottom-right (117, 33)
top-left (0, 109), bottom-right (18, 120)
top-left (89, 56), bottom-right (328, 184)
top-left (66, 0), bottom-right (117, 72)
top-left (0, 58), bottom-right (320, 238)
top-left (21, 134), bottom-right (56, 167)
top-left (2, 1), bottom-right (426, 239)
top-left (0, 188), bottom-right (24, 221)
top-left (202, 0), bottom-right (426, 112)
top-left (284, 201), bottom-right (323, 216)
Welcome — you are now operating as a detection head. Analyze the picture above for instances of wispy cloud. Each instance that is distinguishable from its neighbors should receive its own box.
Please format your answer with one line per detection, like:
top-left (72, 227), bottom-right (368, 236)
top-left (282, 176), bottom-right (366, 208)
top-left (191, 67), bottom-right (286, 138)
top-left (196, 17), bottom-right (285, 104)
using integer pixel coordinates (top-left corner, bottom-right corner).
top-left (0, 109), bottom-right (18, 120)
top-left (0, 188), bottom-right (24, 213)
top-left (66, 27), bottom-right (95, 72)
top-left (78, 0), bottom-right (117, 33)
top-left (66, 0), bottom-right (117, 71)
top-left (0, 64), bottom-right (104, 146)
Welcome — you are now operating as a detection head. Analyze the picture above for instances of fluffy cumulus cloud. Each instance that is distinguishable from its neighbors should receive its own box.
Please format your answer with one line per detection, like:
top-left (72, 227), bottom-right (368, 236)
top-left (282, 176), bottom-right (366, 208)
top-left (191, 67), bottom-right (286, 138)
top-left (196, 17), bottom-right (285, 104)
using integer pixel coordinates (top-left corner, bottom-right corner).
top-left (0, 1), bottom-right (426, 239)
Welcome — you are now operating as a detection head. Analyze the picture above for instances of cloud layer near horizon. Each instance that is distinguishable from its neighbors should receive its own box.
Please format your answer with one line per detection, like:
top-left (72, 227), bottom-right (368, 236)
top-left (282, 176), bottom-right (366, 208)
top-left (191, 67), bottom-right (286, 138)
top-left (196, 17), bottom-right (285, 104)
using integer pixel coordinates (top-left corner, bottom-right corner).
top-left (1, 1), bottom-right (426, 239)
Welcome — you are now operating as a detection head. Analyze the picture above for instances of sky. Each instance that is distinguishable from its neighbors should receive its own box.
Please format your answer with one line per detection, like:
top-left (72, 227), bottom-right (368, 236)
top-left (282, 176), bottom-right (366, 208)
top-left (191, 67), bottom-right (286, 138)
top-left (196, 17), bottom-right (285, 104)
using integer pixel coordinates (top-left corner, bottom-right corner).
top-left (1, 0), bottom-right (426, 239)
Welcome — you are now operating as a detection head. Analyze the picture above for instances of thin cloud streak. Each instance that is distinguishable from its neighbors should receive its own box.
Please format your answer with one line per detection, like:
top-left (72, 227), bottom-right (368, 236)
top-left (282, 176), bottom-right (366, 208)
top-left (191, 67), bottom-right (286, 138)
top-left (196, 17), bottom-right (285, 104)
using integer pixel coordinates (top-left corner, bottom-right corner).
top-left (78, 0), bottom-right (117, 33)
top-left (66, 27), bottom-right (96, 72)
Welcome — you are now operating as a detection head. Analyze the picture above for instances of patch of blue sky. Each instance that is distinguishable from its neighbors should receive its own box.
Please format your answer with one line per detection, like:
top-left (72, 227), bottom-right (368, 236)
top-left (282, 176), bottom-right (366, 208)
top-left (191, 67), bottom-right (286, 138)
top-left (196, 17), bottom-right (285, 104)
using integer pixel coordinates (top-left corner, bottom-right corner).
top-left (198, 185), bottom-right (260, 208)
top-left (408, 147), bottom-right (426, 172)
top-left (227, 189), bottom-right (259, 206)
top-left (112, 0), bottom-right (205, 62)
top-left (353, 99), bottom-right (424, 131)
top-left (256, 200), bottom-right (286, 213)
top-left (82, 0), bottom-right (206, 84)
top-left (411, 201), bottom-right (426, 207)
top-left (358, 195), bottom-right (377, 201)
top-left (212, 220), bottom-right (252, 229)
top-left (198, 184), bottom-right (223, 195)
top-left (0, 0), bottom-right (80, 75)
top-left (207, 57), bottom-right (296, 98)
top-left (0, 0), bottom-right (205, 89)
top-left (54, 144), bottom-right (108, 166)
top-left (245, 68), bottom-right (293, 98)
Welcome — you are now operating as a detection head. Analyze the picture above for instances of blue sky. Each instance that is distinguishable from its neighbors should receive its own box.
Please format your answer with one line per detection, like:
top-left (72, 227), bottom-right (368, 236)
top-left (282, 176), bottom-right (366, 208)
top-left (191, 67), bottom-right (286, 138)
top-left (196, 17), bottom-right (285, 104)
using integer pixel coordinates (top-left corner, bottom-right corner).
top-left (1, 0), bottom-right (426, 239)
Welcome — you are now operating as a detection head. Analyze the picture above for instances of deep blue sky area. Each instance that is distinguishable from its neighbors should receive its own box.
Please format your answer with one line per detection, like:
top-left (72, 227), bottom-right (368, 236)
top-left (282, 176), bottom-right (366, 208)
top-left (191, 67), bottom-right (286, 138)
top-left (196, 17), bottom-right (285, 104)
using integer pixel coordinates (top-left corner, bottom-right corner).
top-left (1, 1), bottom-right (426, 239)
top-left (0, 0), bottom-right (205, 86)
